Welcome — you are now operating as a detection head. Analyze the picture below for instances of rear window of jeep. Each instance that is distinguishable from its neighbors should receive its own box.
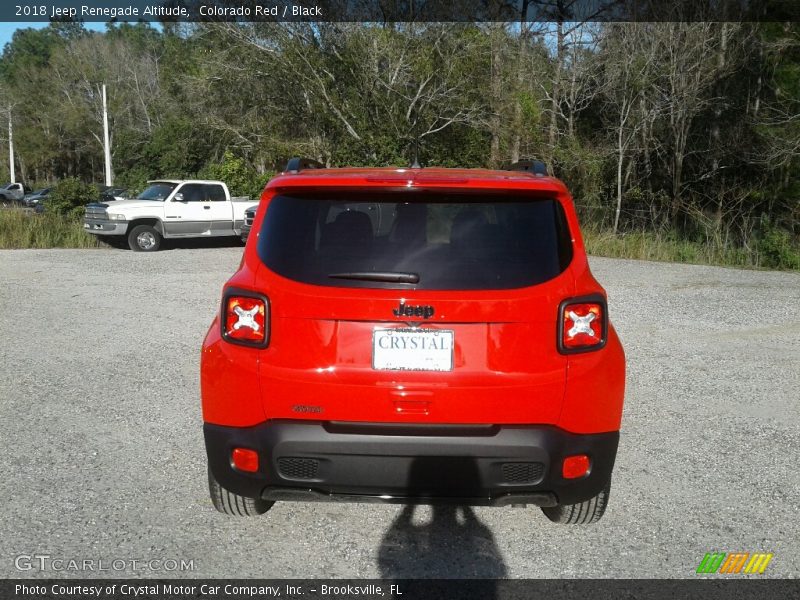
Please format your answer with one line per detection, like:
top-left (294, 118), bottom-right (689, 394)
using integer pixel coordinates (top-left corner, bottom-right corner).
top-left (257, 192), bottom-right (572, 290)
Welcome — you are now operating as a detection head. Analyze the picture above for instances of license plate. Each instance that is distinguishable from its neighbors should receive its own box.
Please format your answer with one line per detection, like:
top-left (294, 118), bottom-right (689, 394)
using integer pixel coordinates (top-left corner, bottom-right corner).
top-left (372, 328), bottom-right (454, 371)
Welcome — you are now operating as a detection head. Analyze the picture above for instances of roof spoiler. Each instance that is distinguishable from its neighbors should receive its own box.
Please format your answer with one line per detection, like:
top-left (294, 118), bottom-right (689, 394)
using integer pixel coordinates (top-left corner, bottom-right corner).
top-left (283, 157), bottom-right (325, 174)
top-left (504, 159), bottom-right (548, 176)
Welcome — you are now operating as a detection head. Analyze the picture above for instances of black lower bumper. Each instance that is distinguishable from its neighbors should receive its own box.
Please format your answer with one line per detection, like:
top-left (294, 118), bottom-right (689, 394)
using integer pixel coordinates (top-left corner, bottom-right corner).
top-left (204, 420), bottom-right (619, 507)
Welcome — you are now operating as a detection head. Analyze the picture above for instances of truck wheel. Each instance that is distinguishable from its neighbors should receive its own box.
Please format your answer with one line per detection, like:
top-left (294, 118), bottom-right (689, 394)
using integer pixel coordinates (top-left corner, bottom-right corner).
top-left (127, 225), bottom-right (161, 252)
top-left (208, 467), bottom-right (274, 517)
top-left (542, 480), bottom-right (610, 525)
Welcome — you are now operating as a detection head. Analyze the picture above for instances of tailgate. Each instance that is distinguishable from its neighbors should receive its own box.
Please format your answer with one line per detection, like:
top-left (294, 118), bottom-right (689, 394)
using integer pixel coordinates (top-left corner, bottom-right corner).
top-left (252, 189), bottom-right (574, 424)
top-left (257, 289), bottom-right (569, 424)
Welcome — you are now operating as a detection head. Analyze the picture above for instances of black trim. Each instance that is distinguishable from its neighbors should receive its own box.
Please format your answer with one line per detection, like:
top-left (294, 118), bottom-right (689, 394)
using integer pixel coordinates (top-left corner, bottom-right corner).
top-left (259, 487), bottom-right (559, 507)
top-left (219, 287), bottom-right (271, 349)
top-left (324, 421), bottom-right (499, 437)
top-left (204, 420), bottom-right (619, 506)
top-left (284, 157), bottom-right (325, 173)
top-left (555, 201), bottom-right (574, 271)
top-left (505, 159), bottom-right (548, 176)
top-left (557, 294), bottom-right (608, 355)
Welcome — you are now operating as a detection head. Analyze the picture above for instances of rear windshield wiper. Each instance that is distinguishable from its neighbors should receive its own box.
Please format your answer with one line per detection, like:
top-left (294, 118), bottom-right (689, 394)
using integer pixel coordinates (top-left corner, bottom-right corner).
top-left (328, 271), bottom-right (420, 284)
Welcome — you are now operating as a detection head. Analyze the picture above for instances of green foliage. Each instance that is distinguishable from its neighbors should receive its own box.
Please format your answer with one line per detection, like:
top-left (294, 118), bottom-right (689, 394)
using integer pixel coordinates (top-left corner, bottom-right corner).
top-left (46, 178), bottom-right (98, 217)
top-left (517, 91), bottom-right (542, 135)
top-left (424, 126), bottom-right (489, 168)
top-left (113, 167), bottom-right (150, 197)
top-left (758, 225), bottom-right (800, 270)
top-left (0, 208), bottom-right (99, 249)
top-left (0, 22), bottom-right (797, 269)
top-left (142, 117), bottom-right (211, 177)
top-left (0, 26), bottom-right (66, 82)
top-left (198, 151), bottom-right (274, 199)
top-left (553, 140), bottom-right (606, 208)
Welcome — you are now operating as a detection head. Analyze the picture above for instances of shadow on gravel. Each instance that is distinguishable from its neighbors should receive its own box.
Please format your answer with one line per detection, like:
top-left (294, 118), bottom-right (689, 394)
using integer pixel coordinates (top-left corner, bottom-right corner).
top-left (160, 237), bottom-right (245, 251)
top-left (377, 458), bottom-right (506, 587)
top-left (97, 237), bottom-right (245, 251)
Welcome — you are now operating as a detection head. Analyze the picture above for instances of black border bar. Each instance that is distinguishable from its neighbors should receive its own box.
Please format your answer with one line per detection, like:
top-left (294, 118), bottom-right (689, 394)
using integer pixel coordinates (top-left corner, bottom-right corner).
top-left (4, 0), bottom-right (800, 23)
top-left (5, 579), bottom-right (800, 600)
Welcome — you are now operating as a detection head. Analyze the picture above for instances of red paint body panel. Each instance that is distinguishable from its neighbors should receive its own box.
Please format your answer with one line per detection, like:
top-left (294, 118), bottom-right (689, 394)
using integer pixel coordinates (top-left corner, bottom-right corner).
top-left (201, 168), bottom-right (625, 437)
top-left (201, 319), bottom-right (266, 426)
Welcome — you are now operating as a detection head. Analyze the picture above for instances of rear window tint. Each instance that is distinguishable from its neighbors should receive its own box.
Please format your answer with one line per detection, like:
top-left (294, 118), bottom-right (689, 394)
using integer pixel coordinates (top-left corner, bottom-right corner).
top-left (257, 192), bottom-right (572, 290)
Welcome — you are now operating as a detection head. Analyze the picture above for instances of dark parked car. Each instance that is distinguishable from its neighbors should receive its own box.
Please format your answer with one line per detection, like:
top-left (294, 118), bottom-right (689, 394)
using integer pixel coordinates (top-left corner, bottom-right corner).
top-left (240, 204), bottom-right (258, 242)
top-left (24, 188), bottom-right (51, 208)
top-left (97, 186), bottom-right (129, 203)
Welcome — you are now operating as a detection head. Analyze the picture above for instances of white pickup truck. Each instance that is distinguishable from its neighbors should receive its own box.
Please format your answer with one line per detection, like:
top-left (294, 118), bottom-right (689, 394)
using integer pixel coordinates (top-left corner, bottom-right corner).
top-left (83, 180), bottom-right (252, 251)
top-left (0, 182), bottom-right (30, 204)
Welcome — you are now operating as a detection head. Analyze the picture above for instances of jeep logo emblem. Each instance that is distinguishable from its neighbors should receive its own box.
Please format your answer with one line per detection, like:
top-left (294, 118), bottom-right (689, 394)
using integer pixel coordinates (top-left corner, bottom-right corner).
top-left (393, 302), bottom-right (435, 319)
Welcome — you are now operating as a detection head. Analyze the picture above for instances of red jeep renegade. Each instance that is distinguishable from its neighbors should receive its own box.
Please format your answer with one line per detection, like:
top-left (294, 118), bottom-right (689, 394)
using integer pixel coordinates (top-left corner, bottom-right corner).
top-left (201, 158), bottom-right (625, 524)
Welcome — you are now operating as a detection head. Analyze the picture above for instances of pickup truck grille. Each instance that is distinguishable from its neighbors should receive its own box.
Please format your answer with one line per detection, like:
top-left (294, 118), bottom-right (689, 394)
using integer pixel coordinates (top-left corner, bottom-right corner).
top-left (84, 206), bottom-right (108, 220)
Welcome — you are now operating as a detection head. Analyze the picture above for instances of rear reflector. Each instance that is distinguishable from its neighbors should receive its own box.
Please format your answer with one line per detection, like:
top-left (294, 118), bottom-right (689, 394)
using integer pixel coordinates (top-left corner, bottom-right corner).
top-left (231, 448), bottom-right (259, 473)
top-left (558, 296), bottom-right (607, 353)
top-left (221, 290), bottom-right (270, 348)
top-left (562, 454), bottom-right (590, 479)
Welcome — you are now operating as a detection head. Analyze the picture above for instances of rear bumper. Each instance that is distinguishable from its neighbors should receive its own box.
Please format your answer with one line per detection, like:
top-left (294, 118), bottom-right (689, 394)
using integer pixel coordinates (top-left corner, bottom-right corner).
top-left (204, 421), bottom-right (618, 506)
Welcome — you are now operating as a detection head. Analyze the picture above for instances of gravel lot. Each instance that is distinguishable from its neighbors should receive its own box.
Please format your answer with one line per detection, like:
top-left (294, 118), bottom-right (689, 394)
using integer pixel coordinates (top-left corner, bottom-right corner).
top-left (0, 246), bottom-right (798, 579)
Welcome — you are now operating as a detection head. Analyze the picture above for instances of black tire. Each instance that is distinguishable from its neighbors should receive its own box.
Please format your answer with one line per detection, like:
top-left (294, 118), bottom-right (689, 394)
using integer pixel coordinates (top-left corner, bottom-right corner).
top-left (127, 224), bottom-right (161, 252)
top-left (542, 480), bottom-right (611, 525)
top-left (208, 467), bottom-right (274, 517)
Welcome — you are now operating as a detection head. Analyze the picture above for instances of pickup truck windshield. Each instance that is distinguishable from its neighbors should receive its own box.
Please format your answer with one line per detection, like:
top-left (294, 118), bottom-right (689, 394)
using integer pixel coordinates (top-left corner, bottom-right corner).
top-left (257, 192), bottom-right (573, 290)
top-left (137, 183), bottom-right (177, 201)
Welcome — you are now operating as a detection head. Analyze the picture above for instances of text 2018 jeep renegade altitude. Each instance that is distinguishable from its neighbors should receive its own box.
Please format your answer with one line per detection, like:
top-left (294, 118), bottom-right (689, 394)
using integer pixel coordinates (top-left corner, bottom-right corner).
top-left (201, 158), bottom-right (625, 524)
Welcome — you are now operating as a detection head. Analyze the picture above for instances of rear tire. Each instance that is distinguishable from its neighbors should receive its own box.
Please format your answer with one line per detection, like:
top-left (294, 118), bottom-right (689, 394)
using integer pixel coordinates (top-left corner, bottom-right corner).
top-left (542, 480), bottom-right (611, 524)
top-left (127, 225), bottom-right (161, 252)
top-left (207, 467), bottom-right (274, 517)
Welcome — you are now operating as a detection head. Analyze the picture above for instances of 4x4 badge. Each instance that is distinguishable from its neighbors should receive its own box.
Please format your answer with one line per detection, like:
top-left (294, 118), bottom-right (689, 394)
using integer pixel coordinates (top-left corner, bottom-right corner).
top-left (393, 302), bottom-right (434, 319)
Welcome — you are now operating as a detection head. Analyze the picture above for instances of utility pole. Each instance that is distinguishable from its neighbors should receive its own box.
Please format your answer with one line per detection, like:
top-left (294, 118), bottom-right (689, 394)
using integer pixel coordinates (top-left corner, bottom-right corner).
top-left (102, 84), bottom-right (112, 186)
top-left (8, 105), bottom-right (14, 184)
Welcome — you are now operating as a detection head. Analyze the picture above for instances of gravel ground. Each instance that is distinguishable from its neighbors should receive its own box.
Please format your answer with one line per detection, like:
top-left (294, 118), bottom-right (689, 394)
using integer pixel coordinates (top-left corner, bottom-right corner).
top-left (0, 246), bottom-right (798, 579)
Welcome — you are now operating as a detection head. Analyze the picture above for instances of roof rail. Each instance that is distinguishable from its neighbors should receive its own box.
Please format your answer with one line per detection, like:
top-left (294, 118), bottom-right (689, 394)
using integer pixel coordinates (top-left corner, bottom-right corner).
top-left (284, 157), bottom-right (325, 174)
top-left (505, 159), bottom-right (548, 176)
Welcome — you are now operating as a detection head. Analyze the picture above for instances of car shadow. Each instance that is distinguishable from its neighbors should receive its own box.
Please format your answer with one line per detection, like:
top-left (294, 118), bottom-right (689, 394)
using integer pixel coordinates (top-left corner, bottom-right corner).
top-left (160, 237), bottom-right (245, 251)
top-left (377, 457), bottom-right (507, 587)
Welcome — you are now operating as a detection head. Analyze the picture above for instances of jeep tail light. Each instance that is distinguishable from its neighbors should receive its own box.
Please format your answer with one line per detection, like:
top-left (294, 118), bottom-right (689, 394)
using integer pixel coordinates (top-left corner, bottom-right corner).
top-left (221, 290), bottom-right (270, 348)
top-left (558, 296), bottom-right (607, 353)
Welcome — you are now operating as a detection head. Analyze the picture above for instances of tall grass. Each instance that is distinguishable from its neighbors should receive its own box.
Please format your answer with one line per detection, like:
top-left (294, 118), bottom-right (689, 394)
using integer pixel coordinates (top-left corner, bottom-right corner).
top-left (582, 228), bottom-right (764, 269)
top-left (0, 208), bottom-right (100, 249)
